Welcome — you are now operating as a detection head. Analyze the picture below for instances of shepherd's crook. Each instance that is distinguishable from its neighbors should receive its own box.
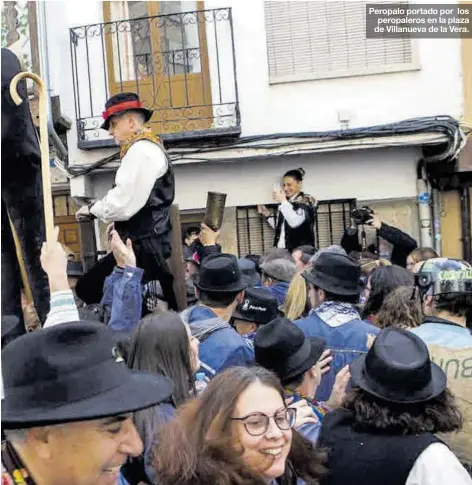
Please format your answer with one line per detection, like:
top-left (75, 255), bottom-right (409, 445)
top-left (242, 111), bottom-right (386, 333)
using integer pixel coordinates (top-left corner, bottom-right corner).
top-left (9, 72), bottom-right (55, 242)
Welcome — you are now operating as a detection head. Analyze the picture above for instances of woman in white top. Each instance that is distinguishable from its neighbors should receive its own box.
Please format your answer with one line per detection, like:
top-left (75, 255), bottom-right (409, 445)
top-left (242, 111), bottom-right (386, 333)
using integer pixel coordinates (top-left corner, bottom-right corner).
top-left (258, 168), bottom-right (317, 252)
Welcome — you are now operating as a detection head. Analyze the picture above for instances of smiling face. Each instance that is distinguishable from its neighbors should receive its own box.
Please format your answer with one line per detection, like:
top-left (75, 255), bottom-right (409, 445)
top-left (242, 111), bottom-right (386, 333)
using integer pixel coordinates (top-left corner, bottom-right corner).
top-left (231, 382), bottom-right (292, 482)
top-left (282, 176), bottom-right (302, 199)
top-left (25, 415), bottom-right (143, 485)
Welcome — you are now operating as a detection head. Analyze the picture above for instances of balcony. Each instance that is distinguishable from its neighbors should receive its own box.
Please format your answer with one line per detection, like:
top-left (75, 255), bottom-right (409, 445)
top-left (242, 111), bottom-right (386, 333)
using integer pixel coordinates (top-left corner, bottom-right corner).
top-left (69, 6), bottom-right (240, 149)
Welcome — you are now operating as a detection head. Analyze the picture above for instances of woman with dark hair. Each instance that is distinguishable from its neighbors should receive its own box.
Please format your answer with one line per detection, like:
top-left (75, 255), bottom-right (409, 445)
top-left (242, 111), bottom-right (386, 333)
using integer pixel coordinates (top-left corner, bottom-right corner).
top-left (319, 327), bottom-right (470, 485)
top-left (124, 311), bottom-right (200, 484)
top-left (155, 366), bottom-right (327, 485)
top-left (362, 265), bottom-right (414, 323)
top-left (258, 168), bottom-right (317, 251)
top-left (376, 285), bottom-right (423, 330)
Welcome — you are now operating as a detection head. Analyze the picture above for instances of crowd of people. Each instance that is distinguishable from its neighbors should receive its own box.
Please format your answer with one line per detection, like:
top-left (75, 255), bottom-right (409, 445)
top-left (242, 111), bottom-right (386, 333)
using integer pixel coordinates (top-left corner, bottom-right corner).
top-left (2, 203), bottom-right (472, 485)
top-left (2, 92), bottom-right (472, 485)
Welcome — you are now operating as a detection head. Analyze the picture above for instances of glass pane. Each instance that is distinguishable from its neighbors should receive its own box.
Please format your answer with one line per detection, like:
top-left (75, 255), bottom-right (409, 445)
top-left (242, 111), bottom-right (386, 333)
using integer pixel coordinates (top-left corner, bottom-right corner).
top-left (159, 1), bottom-right (201, 75)
top-left (109, 1), bottom-right (152, 82)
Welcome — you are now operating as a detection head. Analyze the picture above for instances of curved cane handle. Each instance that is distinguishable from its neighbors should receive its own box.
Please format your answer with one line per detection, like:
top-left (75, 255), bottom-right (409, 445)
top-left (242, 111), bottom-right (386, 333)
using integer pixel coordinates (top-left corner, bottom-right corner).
top-left (9, 71), bottom-right (45, 106)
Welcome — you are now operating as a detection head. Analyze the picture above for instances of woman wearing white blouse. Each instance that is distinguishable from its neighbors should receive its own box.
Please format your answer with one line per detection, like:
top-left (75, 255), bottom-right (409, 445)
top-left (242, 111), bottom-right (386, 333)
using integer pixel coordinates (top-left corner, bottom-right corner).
top-left (258, 168), bottom-right (317, 251)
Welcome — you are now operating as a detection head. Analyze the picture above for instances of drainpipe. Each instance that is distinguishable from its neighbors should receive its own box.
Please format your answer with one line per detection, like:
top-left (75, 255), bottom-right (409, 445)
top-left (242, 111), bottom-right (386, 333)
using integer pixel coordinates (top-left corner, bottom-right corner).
top-left (36, 1), bottom-right (68, 162)
top-left (461, 185), bottom-right (472, 263)
top-left (431, 188), bottom-right (442, 255)
top-left (416, 160), bottom-right (433, 248)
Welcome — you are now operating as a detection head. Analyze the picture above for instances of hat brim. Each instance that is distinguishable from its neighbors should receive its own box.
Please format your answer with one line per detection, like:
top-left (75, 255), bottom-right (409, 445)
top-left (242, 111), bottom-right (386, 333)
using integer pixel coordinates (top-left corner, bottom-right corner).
top-left (281, 337), bottom-right (326, 383)
top-left (1, 371), bottom-right (172, 429)
top-left (302, 272), bottom-right (361, 296)
top-left (350, 354), bottom-right (447, 404)
top-left (101, 107), bottom-right (153, 130)
top-left (194, 274), bottom-right (250, 294)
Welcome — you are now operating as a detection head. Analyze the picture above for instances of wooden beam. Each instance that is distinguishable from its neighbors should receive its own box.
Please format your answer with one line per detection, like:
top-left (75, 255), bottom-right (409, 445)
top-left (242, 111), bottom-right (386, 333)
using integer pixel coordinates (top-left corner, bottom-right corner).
top-left (27, 1), bottom-right (41, 84)
top-left (168, 204), bottom-right (187, 311)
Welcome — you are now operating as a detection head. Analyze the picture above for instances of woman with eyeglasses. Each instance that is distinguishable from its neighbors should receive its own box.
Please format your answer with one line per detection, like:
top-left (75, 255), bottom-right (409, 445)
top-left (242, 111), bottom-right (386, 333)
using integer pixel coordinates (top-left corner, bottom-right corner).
top-left (155, 366), bottom-right (327, 485)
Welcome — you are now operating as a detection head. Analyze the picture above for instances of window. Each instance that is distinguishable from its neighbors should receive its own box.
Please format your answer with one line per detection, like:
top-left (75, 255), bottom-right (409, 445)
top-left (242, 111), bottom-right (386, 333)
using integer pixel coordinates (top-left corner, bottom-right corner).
top-left (264, 1), bottom-right (418, 84)
top-left (236, 199), bottom-right (355, 256)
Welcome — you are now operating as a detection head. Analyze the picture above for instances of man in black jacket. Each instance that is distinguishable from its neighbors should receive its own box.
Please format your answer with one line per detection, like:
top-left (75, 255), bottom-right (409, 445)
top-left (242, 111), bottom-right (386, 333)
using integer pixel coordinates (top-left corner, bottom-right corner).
top-left (341, 212), bottom-right (417, 267)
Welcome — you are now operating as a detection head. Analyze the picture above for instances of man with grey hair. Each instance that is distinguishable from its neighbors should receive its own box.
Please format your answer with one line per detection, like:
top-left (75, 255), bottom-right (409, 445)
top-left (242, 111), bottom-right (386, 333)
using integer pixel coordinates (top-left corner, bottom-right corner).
top-left (75, 92), bottom-right (177, 310)
top-left (260, 257), bottom-right (297, 305)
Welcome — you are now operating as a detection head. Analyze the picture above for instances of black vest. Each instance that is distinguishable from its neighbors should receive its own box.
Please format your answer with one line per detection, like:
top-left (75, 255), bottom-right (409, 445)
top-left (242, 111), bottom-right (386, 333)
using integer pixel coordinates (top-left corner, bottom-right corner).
top-left (274, 193), bottom-right (315, 251)
top-left (115, 141), bottom-right (175, 242)
top-left (318, 409), bottom-right (441, 485)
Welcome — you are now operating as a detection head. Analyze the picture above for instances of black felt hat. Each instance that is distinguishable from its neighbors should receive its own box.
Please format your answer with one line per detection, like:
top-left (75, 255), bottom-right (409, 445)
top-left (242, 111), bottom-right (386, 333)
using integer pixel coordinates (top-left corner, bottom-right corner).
top-left (302, 252), bottom-right (361, 296)
top-left (194, 253), bottom-right (249, 293)
top-left (255, 317), bottom-right (326, 384)
top-left (1, 321), bottom-right (173, 428)
top-left (101, 92), bottom-right (153, 130)
top-left (233, 287), bottom-right (279, 325)
top-left (350, 327), bottom-right (446, 403)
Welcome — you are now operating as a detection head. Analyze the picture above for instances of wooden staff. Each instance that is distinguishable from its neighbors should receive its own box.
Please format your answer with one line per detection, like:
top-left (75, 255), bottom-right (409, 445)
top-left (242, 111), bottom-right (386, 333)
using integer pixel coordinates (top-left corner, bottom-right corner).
top-left (9, 72), bottom-right (54, 242)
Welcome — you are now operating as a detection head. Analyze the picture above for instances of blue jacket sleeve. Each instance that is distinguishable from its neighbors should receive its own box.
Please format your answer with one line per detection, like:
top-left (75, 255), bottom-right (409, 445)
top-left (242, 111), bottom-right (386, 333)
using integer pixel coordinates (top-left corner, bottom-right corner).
top-left (104, 266), bottom-right (144, 333)
top-left (101, 266), bottom-right (124, 310)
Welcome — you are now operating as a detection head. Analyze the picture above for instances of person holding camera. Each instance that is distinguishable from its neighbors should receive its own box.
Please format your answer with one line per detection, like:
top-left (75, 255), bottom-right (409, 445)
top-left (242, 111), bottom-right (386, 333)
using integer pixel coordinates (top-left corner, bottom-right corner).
top-left (341, 206), bottom-right (417, 268)
top-left (258, 168), bottom-right (317, 251)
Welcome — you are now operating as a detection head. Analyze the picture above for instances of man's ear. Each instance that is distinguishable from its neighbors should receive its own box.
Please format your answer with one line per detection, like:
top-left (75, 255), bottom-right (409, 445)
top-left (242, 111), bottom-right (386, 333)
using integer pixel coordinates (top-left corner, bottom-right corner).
top-left (195, 287), bottom-right (200, 299)
top-left (27, 427), bottom-right (53, 459)
top-left (236, 290), bottom-right (245, 304)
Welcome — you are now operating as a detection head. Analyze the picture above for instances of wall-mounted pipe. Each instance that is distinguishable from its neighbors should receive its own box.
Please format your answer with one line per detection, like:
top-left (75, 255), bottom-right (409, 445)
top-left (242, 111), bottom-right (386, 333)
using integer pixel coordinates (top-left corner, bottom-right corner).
top-left (36, 1), bottom-right (68, 162)
top-left (416, 160), bottom-right (433, 248)
top-left (431, 188), bottom-right (442, 255)
top-left (461, 185), bottom-right (472, 263)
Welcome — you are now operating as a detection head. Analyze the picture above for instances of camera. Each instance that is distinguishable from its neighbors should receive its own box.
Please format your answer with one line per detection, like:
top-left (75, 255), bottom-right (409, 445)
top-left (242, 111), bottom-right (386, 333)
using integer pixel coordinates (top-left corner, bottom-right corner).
top-left (351, 206), bottom-right (374, 225)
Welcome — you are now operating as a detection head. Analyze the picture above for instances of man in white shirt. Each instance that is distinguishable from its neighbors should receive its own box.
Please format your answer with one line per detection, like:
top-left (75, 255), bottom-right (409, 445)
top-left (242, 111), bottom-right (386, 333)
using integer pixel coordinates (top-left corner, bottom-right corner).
top-left (75, 92), bottom-right (177, 310)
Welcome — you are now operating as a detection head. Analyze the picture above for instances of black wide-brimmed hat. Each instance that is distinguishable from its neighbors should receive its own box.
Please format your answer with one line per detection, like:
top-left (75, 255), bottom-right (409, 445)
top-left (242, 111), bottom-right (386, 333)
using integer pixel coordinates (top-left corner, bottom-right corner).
top-left (233, 287), bottom-right (279, 325)
top-left (238, 258), bottom-right (261, 287)
top-left (1, 322), bottom-right (173, 428)
top-left (255, 317), bottom-right (326, 384)
top-left (194, 253), bottom-right (249, 293)
top-left (101, 92), bottom-right (153, 130)
top-left (303, 252), bottom-right (361, 296)
top-left (350, 327), bottom-right (446, 404)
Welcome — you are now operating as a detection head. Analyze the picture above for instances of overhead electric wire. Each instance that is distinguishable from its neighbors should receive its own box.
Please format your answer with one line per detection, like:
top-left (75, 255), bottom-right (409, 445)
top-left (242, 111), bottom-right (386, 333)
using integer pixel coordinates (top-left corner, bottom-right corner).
top-left (55, 115), bottom-right (468, 178)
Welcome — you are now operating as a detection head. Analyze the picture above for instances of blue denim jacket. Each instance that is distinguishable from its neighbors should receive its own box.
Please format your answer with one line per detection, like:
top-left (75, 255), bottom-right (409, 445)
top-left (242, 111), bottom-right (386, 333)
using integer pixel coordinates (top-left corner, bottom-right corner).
top-left (411, 316), bottom-right (472, 347)
top-left (101, 266), bottom-right (143, 334)
top-left (266, 281), bottom-right (290, 306)
top-left (187, 306), bottom-right (255, 376)
top-left (295, 312), bottom-right (379, 401)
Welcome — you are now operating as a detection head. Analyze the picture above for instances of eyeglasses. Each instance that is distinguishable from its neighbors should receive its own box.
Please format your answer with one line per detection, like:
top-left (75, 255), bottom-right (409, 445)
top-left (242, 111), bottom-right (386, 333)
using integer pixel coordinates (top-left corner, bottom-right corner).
top-left (231, 408), bottom-right (297, 436)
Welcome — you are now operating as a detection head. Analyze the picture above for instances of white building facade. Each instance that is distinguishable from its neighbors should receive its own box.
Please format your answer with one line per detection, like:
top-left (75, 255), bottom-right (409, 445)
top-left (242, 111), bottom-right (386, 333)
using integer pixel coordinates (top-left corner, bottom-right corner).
top-left (41, 0), bottom-right (466, 256)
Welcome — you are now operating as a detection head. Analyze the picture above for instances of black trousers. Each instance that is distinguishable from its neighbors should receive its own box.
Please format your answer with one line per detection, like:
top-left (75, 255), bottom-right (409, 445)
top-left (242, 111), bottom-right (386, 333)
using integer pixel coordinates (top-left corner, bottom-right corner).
top-left (75, 237), bottom-right (177, 312)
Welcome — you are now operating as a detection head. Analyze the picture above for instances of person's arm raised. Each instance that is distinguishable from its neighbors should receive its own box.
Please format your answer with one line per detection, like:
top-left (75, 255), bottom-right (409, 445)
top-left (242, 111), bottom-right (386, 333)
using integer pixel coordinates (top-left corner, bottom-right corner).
top-left (41, 227), bottom-right (79, 327)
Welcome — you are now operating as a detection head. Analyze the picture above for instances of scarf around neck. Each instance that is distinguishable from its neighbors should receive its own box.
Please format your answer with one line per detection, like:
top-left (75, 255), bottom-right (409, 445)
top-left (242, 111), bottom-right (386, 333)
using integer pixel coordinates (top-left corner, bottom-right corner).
top-left (311, 301), bottom-right (360, 328)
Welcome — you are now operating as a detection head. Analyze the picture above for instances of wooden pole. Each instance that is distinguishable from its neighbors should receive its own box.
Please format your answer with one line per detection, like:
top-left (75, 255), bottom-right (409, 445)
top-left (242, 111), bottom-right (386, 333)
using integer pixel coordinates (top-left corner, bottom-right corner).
top-left (168, 204), bottom-right (188, 312)
top-left (7, 211), bottom-right (34, 305)
top-left (9, 72), bottom-right (55, 242)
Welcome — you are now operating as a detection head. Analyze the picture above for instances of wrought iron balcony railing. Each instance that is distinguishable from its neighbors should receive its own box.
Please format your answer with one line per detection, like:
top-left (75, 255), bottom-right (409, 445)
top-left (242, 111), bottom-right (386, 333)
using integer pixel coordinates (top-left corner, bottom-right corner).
top-left (70, 7), bottom-right (240, 149)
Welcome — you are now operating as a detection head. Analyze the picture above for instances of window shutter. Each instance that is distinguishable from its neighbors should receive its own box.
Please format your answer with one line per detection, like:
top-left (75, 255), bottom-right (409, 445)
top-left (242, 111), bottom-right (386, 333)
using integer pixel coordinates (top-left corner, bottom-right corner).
top-left (264, 1), bottom-right (417, 84)
top-left (314, 200), bottom-right (355, 249)
top-left (236, 200), bottom-right (355, 256)
top-left (236, 207), bottom-right (276, 256)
